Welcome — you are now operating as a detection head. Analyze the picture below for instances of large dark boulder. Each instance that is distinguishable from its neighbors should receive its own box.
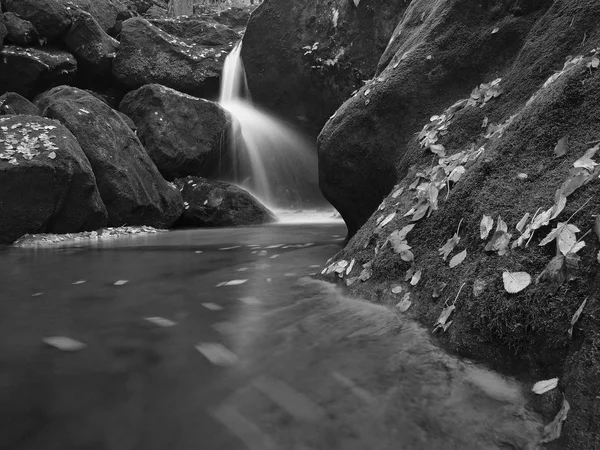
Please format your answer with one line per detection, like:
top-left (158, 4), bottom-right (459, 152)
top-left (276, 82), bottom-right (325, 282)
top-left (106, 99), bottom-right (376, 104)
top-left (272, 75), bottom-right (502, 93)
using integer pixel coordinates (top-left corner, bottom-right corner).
top-left (4, 0), bottom-right (71, 41)
top-left (3, 12), bottom-right (39, 46)
top-left (148, 17), bottom-right (239, 46)
top-left (57, 0), bottom-right (131, 35)
top-left (0, 46), bottom-right (77, 98)
top-left (0, 92), bottom-right (40, 116)
top-left (0, 115), bottom-right (107, 244)
top-left (174, 176), bottom-right (276, 227)
top-left (36, 86), bottom-right (184, 228)
top-left (119, 84), bottom-right (230, 181)
top-left (241, 0), bottom-right (409, 136)
top-left (318, 0), bottom-right (550, 237)
top-left (64, 10), bottom-right (119, 76)
top-left (0, 14), bottom-right (7, 49)
top-left (112, 17), bottom-right (227, 98)
top-left (210, 7), bottom-right (251, 29)
top-left (143, 5), bottom-right (167, 19)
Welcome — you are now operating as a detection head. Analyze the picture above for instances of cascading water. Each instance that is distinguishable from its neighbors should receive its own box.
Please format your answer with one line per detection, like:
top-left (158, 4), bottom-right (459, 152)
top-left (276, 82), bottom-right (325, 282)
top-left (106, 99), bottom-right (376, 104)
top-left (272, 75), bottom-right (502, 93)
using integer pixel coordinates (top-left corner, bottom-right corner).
top-left (218, 42), bottom-right (324, 210)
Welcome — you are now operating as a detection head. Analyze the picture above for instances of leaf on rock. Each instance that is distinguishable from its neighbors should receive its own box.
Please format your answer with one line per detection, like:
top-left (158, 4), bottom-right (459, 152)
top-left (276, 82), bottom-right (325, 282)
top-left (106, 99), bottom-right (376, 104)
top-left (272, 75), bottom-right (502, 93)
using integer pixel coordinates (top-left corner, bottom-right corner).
top-left (485, 231), bottom-right (512, 255)
top-left (389, 225), bottom-right (415, 245)
top-left (392, 187), bottom-right (404, 198)
top-left (553, 136), bottom-right (568, 158)
top-left (568, 297), bottom-right (588, 338)
top-left (551, 195), bottom-right (567, 220)
top-left (536, 255), bottom-right (577, 292)
top-left (516, 213), bottom-right (530, 233)
top-left (429, 144), bottom-right (446, 156)
top-left (433, 305), bottom-right (455, 332)
top-left (405, 266), bottom-right (415, 282)
top-left (502, 271), bottom-right (531, 293)
top-left (391, 285), bottom-right (403, 294)
top-left (449, 249), bottom-right (467, 268)
top-left (380, 212), bottom-right (396, 228)
top-left (410, 269), bottom-right (422, 286)
top-left (496, 216), bottom-right (508, 233)
top-left (346, 259), bottom-right (356, 275)
top-left (359, 267), bottom-right (373, 282)
top-left (43, 336), bottom-right (87, 352)
top-left (432, 282), bottom-right (447, 298)
top-left (448, 166), bottom-right (466, 183)
top-left (480, 215), bottom-right (494, 239)
top-left (396, 293), bottom-right (412, 312)
top-left (439, 234), bottom-right (460, 260)
top-left (540, 397), bottom-right (570, 444)
top-left (411, 201), bottom-right (430, 221)
top-left (532, 378), bottom-right (559, 395)
top-left (573, 145), bottom-right (599, 171)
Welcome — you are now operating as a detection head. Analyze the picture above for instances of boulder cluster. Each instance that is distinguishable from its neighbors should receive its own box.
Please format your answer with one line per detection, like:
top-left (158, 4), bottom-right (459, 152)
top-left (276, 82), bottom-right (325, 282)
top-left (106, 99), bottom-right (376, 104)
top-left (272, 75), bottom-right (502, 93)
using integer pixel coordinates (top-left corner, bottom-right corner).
top-left (0, 0), bottom-right (272, 245)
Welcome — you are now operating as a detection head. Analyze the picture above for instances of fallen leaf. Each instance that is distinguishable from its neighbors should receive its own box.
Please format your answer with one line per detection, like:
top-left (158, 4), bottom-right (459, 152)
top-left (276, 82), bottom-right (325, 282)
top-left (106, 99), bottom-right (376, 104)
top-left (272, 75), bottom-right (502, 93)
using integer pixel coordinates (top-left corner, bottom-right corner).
top-left (405, 266), bottom-right (415, 282)
top-left (144, 317), bottom-right (177, 327)
top-left (594, 216), bottom-right (600, 242)
top-left (433, 305), bottom-right (455, 332)
top-left (573, 144), bottom-right (598, 171)
top-left (554, 136), bottom-right (568, 158)
top-left (491, 27), bottom-right (499, 34)
top-left (485, 231), bottom-right (512, 255)
top-left (448, 166), bottom-right (466, 183)
top-left (480, 215), bottom-right (494, 239)
top-left (346, 259), bottom-right (356, 275)
top-left (568, 297), bottom-right (588, 338)
top-left (48, 152), bottom-right (56, 159)
top-left (536, 255), bottom-right (576, 291)
top-left (359, 267), bottom-right (373, 282)
top-left (429, 144), bottom-right (446, 156)
top-left (388, 225), bottom-right (415, 245)
top-left (410, 269), bottom-right (422, 286)
top-left (43, 336), bottom-right (86, 352)
top-left (496, 216), bottom-right (508, 233)
top-left (590, 56), bottom-right (600, 69)
top-left (380, 212), bottom-right (396, 228)
top-left (540, 397), bottom-right (570, 444)
top-left (114, 280), bottom-right (129, 286)
top-left (532, 378), bottom-right (559, 395)
top-left (530, 208), bottom-right (553, 230)
top-left (392, 187), bottom-right (404, 198)
top-left (439, 234), bottom-right (460, 260)
top-left (516, 213), bottom-right (530, 233)
top-left (502, 271), bottom-right (531, 293)
top-left (449, 249), bottom-right (467, 268)
top-left (195, 342), bottom-right (237, 366)
top-left (411, 201), bottom-right (430, 221)
top-left (472, 279), bottom-right (487, 297)
top-left (551, 195), bottom-right (567, 220)
top-left (72, 280), bottom-right (86, 285)
top-left (391, 285), bottom-right (403, 294)
top-left (202, 302), bottom-right (224, 311)
top-left (396, 293), bottom-right (412, 312)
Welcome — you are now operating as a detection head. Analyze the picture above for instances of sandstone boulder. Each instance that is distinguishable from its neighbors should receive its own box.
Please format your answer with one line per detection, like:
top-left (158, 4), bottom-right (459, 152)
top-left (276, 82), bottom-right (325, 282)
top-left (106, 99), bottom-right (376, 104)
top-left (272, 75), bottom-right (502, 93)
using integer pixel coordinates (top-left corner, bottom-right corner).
top-left (0, 115), bottom-right (107, 244)
top-left (119, 84), bottom-right (230, 181)
top-left (174, 176), bottom-right (276, 227)
top-left (112, 17), bottom-right (228, 98)
top-left (0, 46), bottom-right (77, 98)
top-left (37, 86), bottom-right (183, 228)
top-left (0, 92), bottom-right (40, 116)
top-left (4, 0), bottom-right (71, 41)
top-left (3, 12), bottom-right (39, 46)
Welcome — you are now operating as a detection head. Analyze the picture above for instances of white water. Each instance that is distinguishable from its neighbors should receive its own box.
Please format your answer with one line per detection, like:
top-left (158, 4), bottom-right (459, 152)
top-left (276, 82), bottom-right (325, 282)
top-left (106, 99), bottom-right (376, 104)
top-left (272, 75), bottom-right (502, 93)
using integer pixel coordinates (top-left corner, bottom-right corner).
top-left (218, 43), bottom-right (323, 210)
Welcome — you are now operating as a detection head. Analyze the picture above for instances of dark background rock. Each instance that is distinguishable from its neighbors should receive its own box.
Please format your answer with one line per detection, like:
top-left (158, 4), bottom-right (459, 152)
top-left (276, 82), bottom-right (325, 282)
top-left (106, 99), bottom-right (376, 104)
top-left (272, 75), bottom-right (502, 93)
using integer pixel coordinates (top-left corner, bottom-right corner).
top-left (112, 17), bottom-right (226, 99)
top-left (0, 14), bottom-right (7, 49)
top-left (0, 46), bottom-right (77, 98)
top-left (196, 6), bottom-right (251, 28)
top-left (149, 17), bottom-right (239, 46)
top-left (174, 176), bottom-right (276, 227)
top-left (0, 92), bottom-right (40, 116)
top-left (4, 0), bottom-right (72, 41)
top-left (64, 10), bottom-right (119, 77)
top-left (143, 4), bottom-right (167, 19)
top-left (3, 12), bottom-right (39, 46)
top-left (57, 0), bottom-right (131, 36)
top-left (119, 84), bottom-right (230, 181)
top-left (0, 115), bottom-right (107, 244)
top-left (36, 86), bottom-right (184, 228)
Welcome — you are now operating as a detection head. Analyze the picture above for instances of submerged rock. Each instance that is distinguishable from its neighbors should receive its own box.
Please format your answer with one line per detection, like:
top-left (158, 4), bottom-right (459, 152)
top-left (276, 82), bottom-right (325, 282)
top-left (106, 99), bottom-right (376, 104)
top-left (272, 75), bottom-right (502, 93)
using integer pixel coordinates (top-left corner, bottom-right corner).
top-left (37, 86), bottom-right (184, 229)
top-left (119, 84), bottom-right (230, 181)
top-left (0, 115), bottom-right (107, 245)
top-left (0, 46), bottom-right (77, 98)
top-left (174, 176), bottom-right (276, 227)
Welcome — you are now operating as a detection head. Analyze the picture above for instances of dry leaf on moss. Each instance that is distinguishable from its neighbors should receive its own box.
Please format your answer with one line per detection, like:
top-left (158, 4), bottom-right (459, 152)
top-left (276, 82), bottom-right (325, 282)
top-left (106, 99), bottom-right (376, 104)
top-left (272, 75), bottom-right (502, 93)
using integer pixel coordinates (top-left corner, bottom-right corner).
top-left (594, 216), bottom-right (600, 242)
top-left (433, 304), bottom-right (455, 332)
top-left (449, 249), bottom-right (467, 268)
top-left (496, 216), bottom-right (508, 233)
top-left (432, 282), bottom-right (447, 298)
top-left (380, 212), bottom-right (396, 228)
top-left (480, 215), bottom-right (494, 239)
top-left (391, 285), bottom-right (403, 294)
top-left (554, 136), bottom-right (568, 158)
top-left (540, 396), bottom-right (570, 444)
top-left (573, 144), bottom-right (599, 171)
top-left (440, 234), bottom-right (460, 260)
top-left (568, 297), bottom-right (588, 338)
top-left (516, 213), bottom-right (530, 233)
top-left (502, 271), bottom-right (531, 293)
top-left (410, 270), bottom-right (422, 286)
top-left (396, 293), bottom-right (412, 312)
top-left (532, 378), bottom-right (559, 395)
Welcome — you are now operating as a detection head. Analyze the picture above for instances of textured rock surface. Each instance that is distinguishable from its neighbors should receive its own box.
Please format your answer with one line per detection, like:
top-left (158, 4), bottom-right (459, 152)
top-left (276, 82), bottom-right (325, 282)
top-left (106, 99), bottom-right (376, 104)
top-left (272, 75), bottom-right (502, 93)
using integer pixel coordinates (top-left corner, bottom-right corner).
top-left (4, 0), bottom-right (71, 41)
top-left (0, 115), bottom-right (107, 244)
top-left (149, 17), bottom-right (239, 46)
top-left (0, 92), bottom-right (40, 116)
top-left (3, 12), bottom-right (39, 46)
top-left (37, 86), bottom-right (183, 228)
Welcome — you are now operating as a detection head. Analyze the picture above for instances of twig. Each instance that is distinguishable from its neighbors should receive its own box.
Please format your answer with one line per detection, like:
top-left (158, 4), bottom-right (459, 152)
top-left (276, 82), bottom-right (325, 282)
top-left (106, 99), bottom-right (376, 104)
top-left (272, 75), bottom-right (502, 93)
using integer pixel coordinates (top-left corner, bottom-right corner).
top-left (566, 197), bottom-right (592, 224)
top-left (455, 218), bottom-right (464, 236)
top-left (585, 138), bottom-right (600, 146)
top-left (447, 282), bottom-right (466, 307)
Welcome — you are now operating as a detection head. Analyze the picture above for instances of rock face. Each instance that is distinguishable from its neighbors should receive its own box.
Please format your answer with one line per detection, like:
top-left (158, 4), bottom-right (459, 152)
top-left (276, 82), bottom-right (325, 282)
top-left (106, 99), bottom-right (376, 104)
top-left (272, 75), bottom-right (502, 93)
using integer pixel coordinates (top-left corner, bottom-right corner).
top-left (112, 17), bottom-right (228, 98)
top-left (318, 0), bottom-right (550, 237)
top-left (149, 17), bottom-right (239, 46)
top-left (119, 84), bottom-right (230, 181)
top-left (64, 10), bottom-right (119, 76)
top-left (0, 115), bottom-right (107, 244)
top-left (4, 0), bottom-right (71, 41)
top-left (0, 46), bottom-right (77, 98)
top-left (57, 0), bottom-right (131, 35)
top-left (3, 12), bottom-right (39, 46)
top-left (36, 86), bottom-right (183, 228)
top-left (174, 176), bottom-right (276, 227)
top-left (0, 15), bottom-right (7, 49)
top-left (241, 0), bottom-right (409, 136)
top-left (0, 92), bottom-right (40, 116)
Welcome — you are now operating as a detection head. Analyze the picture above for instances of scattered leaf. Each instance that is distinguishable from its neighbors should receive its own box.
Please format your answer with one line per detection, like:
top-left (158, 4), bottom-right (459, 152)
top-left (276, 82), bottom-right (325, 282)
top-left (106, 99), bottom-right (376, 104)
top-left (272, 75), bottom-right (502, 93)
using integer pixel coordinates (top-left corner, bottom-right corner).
top-left (573, 145), bottom-right (598, 171)
top-left (551, 195), bottom-right (567, 220)
top-left (429, 144), bottom-right (446, 156)
top-left (536, 255), bottom-right (576, 292)
top-left (568, 297), bottom-right (588, 338)
top-left (448, 166), bottom-right (465, 183)
top-left (359, 267), bottom-right (373, 282)
top-left (43, 336), bottom-right (86, 352)
top-left (411, 201), bottom-right (430, 222)
top-left (554, 136), bottom-right (568, 158)
top-left (480, 215), bottom-right (494, 239)
top-left (396, 293), bottom-right (412, 312)
top-left (540, 397), bottom-right (570, 444)
top-left (472, 278), bottom-right (487, 297)
top-left (449, 249), bottom-right (467, 268)
top-left (346, 259), bottom-right (356, 275)
top-left (202, 302), bottom-right (224, 310)
top-left (410, 269), bottom-right (422, 286)
top-left (491, 27), bottom-right (499, 34)
top-left (48, 152), bottom-right (56, 159)
top-left (405, 266), bottom-right (415, 282)
top-left (594, 216), bottom-right (600, 242)
top-left (388, 225), bottom-right (415, 245)
top-left (391, 285), bottom-right (403, 294)
top-left (392, 187), bottom-right (404, 198)
top-left (432, 282), bottom-right (447, 298)
top-left (145, 317), bottom-right (177, 327)
top-left (195, 342), bottom-right (237, 366)
top-left (380, 212), bottom-right (396, 228)
top-left (72, 280), bottom-right (86, 285)
top-left (516, 213), bottom-right (530, 233)
top-left (532, 378), bottom-right (559, 395)
top-left (485, 231), bottom-right (512, 255)
top-left (439, 234), bottom-right (460, 260)
top-left (114, 280), bottom-right (129, 286)
top-left (502, 271), bottom-right (531, 293)
top-left (496, 216), bottom-right (508, 233)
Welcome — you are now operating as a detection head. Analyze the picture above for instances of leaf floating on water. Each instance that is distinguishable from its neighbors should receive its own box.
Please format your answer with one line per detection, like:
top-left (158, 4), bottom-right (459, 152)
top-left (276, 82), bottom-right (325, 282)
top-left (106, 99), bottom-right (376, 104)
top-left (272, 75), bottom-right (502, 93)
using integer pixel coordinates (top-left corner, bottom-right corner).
top-left (516, 213), bottom-right (530, 233)
top-left (43, 336), bottom-right (86, 352)
top-left (391, 285), bottom-right (403, 294)
top-left (432, 281), bottom-right (447, 298)
top-left (532, 378), bottom-right (559, 395)
top-left (114, 280), bottom-right (129, 286)
top-left (380, 212), bottom-right (396, 228)
top-left (219, 279), bottom-right (248, 287)
top-left (480, 215), bottom-right (494, 239)
top-left (554, 136), bottom-right (568, 158)
top-left (502, 271), bottom-right (531, 293)
top-left (144, 317), bottom-right (177, 327)
top-left (540, 396), bottom-right (570, 444)
top-left (195, 342), bottom-right (238, 366)
top-left (410, 269), bottom-right (422, 286)
top-left (568, 297), bottom-right (588, 338)
top-left (449, 250), bottom-right (467, 268)
top-left (396, 293), bottom-right (412, 312)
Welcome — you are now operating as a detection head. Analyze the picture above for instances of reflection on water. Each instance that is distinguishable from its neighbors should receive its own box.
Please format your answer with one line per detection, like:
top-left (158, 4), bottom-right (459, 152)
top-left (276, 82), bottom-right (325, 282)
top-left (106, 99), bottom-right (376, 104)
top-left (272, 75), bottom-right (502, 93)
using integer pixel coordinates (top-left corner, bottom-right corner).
top-left (0, 223), bottom-right (543, 450)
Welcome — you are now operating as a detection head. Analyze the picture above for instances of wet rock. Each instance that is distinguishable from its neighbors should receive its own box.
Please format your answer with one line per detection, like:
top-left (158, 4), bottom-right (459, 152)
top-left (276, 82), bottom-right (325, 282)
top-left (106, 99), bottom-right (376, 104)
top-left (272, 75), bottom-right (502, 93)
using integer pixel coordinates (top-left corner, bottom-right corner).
top-left (0, 115), bottom-right (107, 245)
top-left (241, 0), bottom-right (409, 136)
top-left (0, 46), bottom-right (77, 98)
top-left (112, 17), bottom-right (226, 98)
top-left (63, 10), bottom-right (119, 76)
top-left (57, 0), bottom-right (132, 35)
top-left (36, 86), bottom-right (183, 228)
top-left (3, 12), bottom-right (39, 46)
top-left (0, 92), bottom-right (40, 116)
top-left (143, 5), bottom-right (168, 19)
top-left (148, 17), bottom-right (239, 46)
top-left (0, 15), bottom-right (7, 49)
top-left (119, 84), bottom-right (230, 181)
top-left (210, 7), bottom-right (251, 29)
top-left (4, 0), bottom-right (71, 41)
top-left (174, 176), bottom-right (276, 227)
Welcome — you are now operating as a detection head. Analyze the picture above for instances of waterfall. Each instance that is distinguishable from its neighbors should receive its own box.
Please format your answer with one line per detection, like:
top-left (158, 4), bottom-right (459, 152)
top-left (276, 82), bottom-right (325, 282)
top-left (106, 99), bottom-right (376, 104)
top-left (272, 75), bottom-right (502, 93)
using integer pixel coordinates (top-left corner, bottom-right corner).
top-left (218, 42), bottom-right (323, 209)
